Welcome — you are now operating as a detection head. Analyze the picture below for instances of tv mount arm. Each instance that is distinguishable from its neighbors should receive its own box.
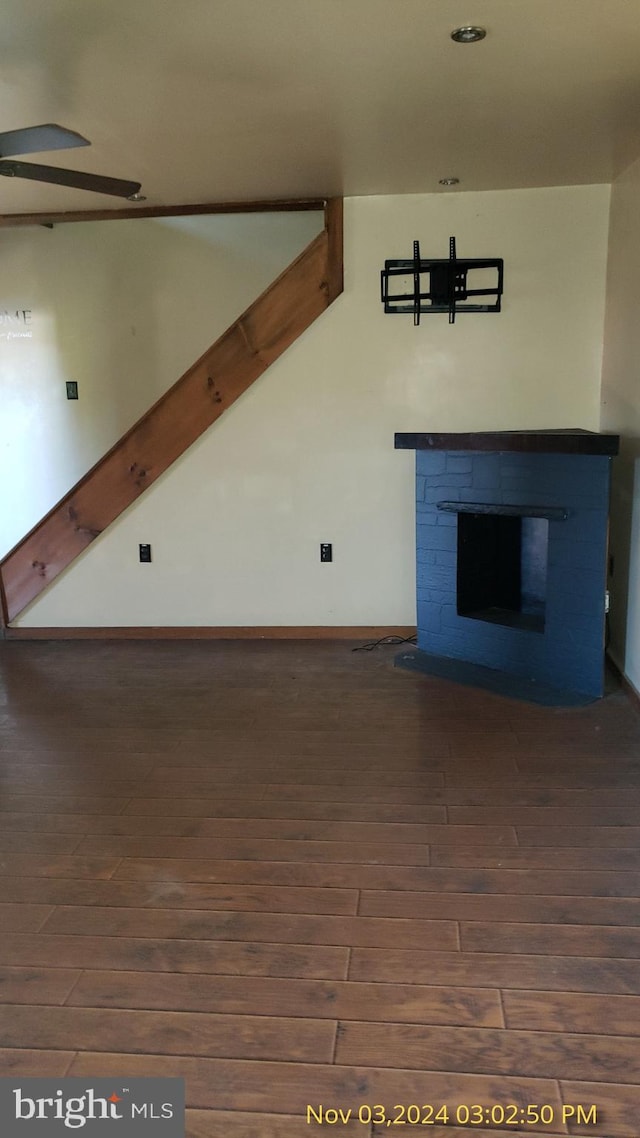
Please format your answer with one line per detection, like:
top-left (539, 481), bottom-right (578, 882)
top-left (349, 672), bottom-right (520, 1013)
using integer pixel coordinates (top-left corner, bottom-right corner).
top-left (380, 235), bottom-right (504, 325)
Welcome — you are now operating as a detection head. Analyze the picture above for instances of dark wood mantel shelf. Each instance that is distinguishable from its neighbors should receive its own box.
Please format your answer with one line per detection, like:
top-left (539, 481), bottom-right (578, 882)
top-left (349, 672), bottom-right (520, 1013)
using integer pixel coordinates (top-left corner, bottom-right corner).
top-left (394, 429), bottom-right (620, 456)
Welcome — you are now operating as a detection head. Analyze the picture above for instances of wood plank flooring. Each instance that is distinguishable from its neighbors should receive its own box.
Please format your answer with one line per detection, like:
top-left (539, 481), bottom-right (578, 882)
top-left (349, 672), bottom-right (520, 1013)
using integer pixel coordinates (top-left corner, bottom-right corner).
top-left (0, 638), bottom-right (639, 1137)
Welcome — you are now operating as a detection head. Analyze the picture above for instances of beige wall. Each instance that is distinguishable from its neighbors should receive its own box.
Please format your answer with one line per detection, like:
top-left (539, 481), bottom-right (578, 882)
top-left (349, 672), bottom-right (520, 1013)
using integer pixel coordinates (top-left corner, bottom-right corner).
top-left (600, 156), bottom-right (640, 691)
top-left (0, 211), bottom-right (322, 557)
top-left (14, 185), bottom-right (611, 628)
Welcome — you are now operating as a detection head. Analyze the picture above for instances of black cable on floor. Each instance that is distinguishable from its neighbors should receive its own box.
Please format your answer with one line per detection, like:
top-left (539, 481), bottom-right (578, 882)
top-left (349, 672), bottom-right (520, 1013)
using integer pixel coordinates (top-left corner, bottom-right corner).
top-left (352, 634), bottom-right (417, 653)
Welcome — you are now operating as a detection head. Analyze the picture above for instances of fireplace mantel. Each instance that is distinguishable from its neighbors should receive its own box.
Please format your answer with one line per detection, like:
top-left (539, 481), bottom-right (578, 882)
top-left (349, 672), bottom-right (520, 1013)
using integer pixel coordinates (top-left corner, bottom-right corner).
top-left (395, 429), bottom-right (619, 455)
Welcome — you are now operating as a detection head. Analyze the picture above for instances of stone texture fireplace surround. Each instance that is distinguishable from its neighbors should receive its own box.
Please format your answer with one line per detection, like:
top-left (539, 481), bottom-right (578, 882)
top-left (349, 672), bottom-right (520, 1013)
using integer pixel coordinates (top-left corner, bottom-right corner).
top-left (395, 431), bottom-right (620, 705)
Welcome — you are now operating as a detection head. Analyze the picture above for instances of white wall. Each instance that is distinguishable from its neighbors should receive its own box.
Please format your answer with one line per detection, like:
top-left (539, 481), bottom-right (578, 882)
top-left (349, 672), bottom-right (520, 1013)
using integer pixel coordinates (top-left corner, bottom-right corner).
top-left (600, 156), bottom-right (640, 691)
top-left (13, 185), bottom-right (611, 627)
top-left (0, 211), bottom-right (322, 557)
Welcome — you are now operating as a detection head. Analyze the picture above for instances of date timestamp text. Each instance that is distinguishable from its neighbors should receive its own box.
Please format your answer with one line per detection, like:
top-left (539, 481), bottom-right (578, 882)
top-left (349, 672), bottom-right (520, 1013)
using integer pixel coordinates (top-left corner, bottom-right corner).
top-left (306, 1103), bottom-right (598, 1127)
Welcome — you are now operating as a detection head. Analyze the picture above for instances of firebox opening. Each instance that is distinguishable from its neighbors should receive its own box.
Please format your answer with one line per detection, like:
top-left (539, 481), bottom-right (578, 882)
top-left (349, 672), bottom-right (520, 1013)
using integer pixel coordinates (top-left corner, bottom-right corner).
top-left (457, 512), bottom-right (548, 633)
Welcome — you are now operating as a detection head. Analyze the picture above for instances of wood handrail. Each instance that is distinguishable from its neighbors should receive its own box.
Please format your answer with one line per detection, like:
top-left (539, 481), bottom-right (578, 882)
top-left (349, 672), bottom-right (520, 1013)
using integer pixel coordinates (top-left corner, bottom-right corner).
top-left (0, 199), bottom-right (343, 625)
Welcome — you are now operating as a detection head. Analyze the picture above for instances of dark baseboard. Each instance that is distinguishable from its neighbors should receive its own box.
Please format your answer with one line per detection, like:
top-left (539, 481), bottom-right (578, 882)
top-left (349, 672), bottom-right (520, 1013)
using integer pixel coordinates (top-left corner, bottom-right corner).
top-left (4, 625), bottom-right (416, 642)
top-left (606, 651), bottom-right (640, 714)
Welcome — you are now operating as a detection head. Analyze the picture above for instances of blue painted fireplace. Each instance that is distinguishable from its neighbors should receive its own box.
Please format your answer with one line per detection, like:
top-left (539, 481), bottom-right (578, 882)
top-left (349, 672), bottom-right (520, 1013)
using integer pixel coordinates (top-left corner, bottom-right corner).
top-left (395, 431), bottom-right (620, 704)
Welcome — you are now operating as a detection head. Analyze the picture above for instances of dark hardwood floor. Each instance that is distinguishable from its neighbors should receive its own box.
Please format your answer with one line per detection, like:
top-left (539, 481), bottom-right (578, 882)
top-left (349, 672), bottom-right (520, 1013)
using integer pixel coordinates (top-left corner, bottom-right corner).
top-left (0, 638), bottom-right (639, 1136)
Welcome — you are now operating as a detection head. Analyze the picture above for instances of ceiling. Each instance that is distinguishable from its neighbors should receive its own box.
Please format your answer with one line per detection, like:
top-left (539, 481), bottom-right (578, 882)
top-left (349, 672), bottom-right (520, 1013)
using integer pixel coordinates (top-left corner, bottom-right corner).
top-left (1, 0), bottom-right (640, 214)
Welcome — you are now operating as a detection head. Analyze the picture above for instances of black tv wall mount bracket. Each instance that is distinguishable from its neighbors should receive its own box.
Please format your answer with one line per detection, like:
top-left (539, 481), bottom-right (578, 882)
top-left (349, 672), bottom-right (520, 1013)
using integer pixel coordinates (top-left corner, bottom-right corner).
top-left (380, 236), bottom-right (504, 325)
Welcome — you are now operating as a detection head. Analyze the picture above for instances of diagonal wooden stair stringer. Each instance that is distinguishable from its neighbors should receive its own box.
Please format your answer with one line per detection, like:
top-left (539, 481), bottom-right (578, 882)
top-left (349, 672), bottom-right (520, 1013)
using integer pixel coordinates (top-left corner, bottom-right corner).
top-left (0, 198), bottom-right (343, 626)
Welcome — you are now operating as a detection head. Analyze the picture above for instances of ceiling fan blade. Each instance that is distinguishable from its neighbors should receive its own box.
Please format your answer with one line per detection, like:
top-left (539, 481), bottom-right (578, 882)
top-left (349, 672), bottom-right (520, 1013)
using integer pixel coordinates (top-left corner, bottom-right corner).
top-left (0, 160), bottom-right (142, 199)
top-left (0, 123), bottom-right (90, 158)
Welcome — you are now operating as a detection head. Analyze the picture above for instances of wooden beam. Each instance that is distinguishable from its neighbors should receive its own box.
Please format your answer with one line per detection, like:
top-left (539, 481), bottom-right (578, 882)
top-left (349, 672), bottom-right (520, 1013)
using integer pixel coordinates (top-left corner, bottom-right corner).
top-left (0, 198), bottom-right (327, 229)
top-left (0, 204), bottom-right (344, 625)
top-left (324, 199), bottom-right (344, 302)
